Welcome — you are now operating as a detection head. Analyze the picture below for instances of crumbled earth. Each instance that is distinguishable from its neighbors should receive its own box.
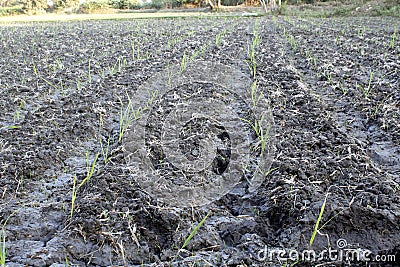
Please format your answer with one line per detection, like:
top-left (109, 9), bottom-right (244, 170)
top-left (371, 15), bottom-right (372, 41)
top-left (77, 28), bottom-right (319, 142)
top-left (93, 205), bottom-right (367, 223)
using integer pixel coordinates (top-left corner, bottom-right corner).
top-left (0, 16), bottom-right (399, 266)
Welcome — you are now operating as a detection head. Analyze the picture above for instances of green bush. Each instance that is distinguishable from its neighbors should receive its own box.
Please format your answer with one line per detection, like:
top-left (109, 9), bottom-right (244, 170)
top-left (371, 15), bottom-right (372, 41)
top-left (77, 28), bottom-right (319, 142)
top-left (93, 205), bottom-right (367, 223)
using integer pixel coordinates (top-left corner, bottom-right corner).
top-left (109, 0), bottom-right (139, 9)
top-left (373, 4), bottom-right (400, 16)
top-left (53, 0), bottom-right (80, 9)
top-left (278, 1), bottom-right (287, 14)
top-left (221, 0), bottom-right (243, 6)
top-left (0, 5), bottom-right (24, 16)
top-left (177, 0), bottom-right (205, 6)
top-left (149, 0), bottom-right (163, 9)
top-left (78, 0), bottom-right (110, 13)
top-left (140, 0), bottom-right (166, 9)
top-left (20, 0), bottom-right (48, 14)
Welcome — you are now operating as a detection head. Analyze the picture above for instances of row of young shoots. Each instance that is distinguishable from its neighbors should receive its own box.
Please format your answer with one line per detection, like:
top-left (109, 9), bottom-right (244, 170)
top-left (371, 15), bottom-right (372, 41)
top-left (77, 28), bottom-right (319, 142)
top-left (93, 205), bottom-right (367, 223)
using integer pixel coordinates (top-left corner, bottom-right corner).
top-left (29, 28), bottom-right (195, 219)
top-left (178, 23), bottom-right (235, 74)
top-left (247, 20), bottom-right (261, 80)
top-left (9, 19), bottom-right (233, 132)
top-left (245, 20), bottom-right (271, 156)
top-left (70, 151), bottom-right (100, 218)
top-left (278, 17), bottom-right (378, 99)
top-left (68, 20), bottom-right (234, 220)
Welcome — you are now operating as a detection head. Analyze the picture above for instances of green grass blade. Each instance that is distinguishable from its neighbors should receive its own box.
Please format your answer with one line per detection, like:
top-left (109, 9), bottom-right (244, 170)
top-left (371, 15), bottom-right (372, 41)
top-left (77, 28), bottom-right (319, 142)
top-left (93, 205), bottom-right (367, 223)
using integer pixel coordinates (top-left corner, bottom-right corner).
top-left (70, 175), bottom-right (77, 218)
top-left (181, 211), bottom-right (211, 250)
top-left (309, 193), bottom-right (329, 247)
top-left (0, 207), bottom-right (22, 266)
top-left (79, 152), bottom-right (99, 188)
top-left (0, 228), bottom-right (5, 266)
top-left (3, 125), bottom-right (20, 129)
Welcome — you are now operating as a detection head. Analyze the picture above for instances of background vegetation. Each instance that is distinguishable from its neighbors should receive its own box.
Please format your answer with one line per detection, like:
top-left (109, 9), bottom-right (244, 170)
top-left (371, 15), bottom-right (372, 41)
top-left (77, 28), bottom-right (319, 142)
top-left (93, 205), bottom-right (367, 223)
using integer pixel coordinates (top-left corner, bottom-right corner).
top-left (0, 0), bottom-right (399, 19)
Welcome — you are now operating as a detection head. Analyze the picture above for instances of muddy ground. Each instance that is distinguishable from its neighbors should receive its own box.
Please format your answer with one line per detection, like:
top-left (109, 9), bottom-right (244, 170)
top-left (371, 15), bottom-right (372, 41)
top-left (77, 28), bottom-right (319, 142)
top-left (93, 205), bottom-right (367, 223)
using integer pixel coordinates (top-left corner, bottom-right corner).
top-left (0, 16), bottom-right (399, 266)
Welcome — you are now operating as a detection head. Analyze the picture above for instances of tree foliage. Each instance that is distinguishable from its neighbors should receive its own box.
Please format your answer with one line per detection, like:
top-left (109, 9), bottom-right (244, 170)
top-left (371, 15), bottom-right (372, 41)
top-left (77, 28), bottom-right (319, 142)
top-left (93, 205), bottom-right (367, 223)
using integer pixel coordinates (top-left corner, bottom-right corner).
top-left (78, 0), bottom-right (109, 12)
top-left (20, 0), bottom-right (48, 14)
top-left (109, 0), bottom-right (139, 9)
top-left (0, 0), bottom-right (12, 7)
top-left (53, 0), bottom-right (80, 9)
